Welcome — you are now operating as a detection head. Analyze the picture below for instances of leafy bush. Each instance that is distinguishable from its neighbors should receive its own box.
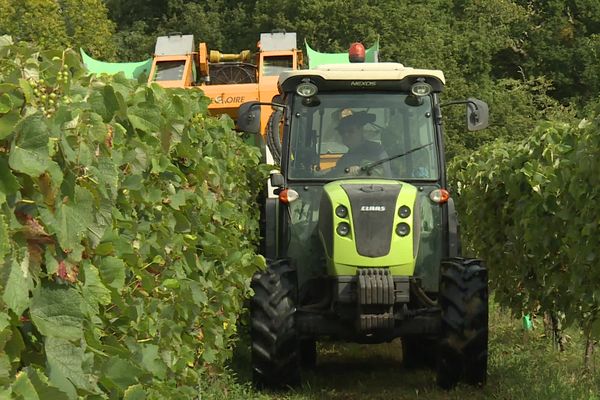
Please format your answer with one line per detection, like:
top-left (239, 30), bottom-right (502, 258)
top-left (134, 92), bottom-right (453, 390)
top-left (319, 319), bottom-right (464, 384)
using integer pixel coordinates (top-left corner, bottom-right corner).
top-left (449, 115), bottom-right (600, 359)
top-left (0, 36), bottom-right (267, 398)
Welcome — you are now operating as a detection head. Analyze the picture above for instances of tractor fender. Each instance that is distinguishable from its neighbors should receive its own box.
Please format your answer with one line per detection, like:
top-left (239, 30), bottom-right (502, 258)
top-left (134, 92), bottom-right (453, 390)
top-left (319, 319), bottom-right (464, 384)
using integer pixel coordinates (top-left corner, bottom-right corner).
top-left (447, 197), bottom-right (461, 257)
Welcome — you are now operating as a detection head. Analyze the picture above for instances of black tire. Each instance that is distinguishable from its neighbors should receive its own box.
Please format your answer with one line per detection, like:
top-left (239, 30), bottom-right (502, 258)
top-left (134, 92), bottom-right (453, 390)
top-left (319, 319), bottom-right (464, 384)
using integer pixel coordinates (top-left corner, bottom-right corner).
top-left (266, 110), bottom-right (282, 165)
top-left (299, 339), bottom-right (317, 369)
top-left (436, 258), bottom-right (488, 389)
top-left (402, 336), bottom-right (437, 369)
top-left (250, 259), bottom-right (300, 388)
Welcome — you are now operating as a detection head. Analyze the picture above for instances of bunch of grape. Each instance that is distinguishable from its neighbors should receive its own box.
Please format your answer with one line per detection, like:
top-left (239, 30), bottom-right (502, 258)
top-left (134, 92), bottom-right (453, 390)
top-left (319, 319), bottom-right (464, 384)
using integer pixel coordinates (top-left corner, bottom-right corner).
top-left (28, 67), bottom-right (71, 118)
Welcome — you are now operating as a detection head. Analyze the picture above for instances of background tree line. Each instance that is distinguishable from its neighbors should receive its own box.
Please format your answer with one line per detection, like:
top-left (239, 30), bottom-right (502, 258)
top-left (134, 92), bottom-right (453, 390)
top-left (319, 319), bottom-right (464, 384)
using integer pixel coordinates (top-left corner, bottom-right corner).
top-left (3, 0), bottom-right (600, 156)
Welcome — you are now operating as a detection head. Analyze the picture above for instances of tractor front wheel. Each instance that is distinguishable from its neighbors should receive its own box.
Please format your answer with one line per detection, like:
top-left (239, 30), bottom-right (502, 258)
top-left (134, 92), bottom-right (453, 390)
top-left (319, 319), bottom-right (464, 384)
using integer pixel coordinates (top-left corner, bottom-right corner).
top-left (436, 258), bottom-right (488, 389)
top-left (250, 259), bottom-right (300, 388)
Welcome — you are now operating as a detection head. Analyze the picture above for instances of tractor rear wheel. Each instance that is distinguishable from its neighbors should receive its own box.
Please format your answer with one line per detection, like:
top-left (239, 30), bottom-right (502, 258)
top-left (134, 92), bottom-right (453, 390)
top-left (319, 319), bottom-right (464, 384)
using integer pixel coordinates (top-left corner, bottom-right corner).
top-left (250, 259), bottom-right (300, 388)
top-left (436, 258), bottom-right (488, 389)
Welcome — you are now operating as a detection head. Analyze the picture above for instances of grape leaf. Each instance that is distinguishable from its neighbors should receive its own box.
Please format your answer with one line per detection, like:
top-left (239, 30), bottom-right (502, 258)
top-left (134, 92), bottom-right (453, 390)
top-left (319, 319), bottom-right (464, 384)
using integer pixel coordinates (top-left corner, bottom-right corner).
top-left (30, 285), bottom-right (83, 340)
top-left (2, 255), bottom-right (33, 316)
top-left (123, 384), bottom-right (146, 400)
top-left (11, 370), bottom-right (40, 400)
top-left (100, 357), bottom-right (143, 391)
top-left (82, 262), bottom-right (111, 316)
top-left (99, 256), bottom-right (125, 291)
top-left (45, 337), bottom-right (100, 393)
top-left (0, 93), bottom-right (11, 114)
top-left (8, 115), bottom-right (50, 177)
top-left (23, 367), bottom-right (70, 400)
top-left (0, 110), bottom-right (20, 140)
top-left (54, 186), bottom-right (93, 253)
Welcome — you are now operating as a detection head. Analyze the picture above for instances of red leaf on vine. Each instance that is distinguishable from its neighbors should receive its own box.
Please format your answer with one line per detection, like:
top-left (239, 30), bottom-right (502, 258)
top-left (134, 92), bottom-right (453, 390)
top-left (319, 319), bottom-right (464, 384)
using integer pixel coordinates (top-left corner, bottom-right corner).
top-left (57, 260), bottom-right (68, 280)
top-left (57, 260), bottom-right (79, 283)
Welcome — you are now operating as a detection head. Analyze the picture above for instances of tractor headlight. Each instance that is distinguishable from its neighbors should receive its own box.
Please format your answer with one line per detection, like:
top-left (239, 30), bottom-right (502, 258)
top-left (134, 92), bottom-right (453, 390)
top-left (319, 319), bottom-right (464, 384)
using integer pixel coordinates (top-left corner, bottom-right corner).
top-left (395, 222), bottom-right (410, 237)
top-left (335, 205), bottom-right (348, 218)
top-left (410, 80), bottom-right (432, 97)
top-left (296, 81), bottom-right (318, 97)
top-left (336, 222), bottom-right (351, 236)
top-left (398, 205), bottom-right (411, 218)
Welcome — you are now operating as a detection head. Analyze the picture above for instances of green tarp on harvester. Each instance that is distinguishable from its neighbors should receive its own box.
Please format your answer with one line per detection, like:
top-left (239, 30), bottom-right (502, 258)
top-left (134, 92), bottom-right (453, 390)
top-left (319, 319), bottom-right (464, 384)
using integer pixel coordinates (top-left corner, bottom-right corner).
top-left (305, 41), bottom-right (379, 68)
top-left (80, 49), bottom-right (152, 79)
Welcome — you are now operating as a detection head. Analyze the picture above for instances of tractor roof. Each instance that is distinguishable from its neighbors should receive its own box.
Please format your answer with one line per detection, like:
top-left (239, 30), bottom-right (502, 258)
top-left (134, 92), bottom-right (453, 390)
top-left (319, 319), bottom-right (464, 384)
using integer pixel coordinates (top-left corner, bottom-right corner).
top-left (279, 62), bottom-right (446, 93)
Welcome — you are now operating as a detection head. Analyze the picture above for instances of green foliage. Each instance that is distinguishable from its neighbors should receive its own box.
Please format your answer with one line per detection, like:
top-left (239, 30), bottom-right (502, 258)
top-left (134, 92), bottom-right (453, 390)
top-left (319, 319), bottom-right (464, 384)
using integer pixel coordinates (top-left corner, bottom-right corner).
top-left (444, 77), bottom-right (576, 159)
top-left (94, 0), bottom-right (600, 147)
top-left (58, 0), bottom-right (117, 59)
top-left (0, 38), bottom-right (267, 398)
top-left (0, 0), bottom-right (116, 58)
top-left (107, 0), bottom-right (252, 60)
top-left (508, 0), bottom-right (600, 104)
top-left (103, 0), bottom-right (540, 157)
top-left (449, 116), bottom-right (600, 347)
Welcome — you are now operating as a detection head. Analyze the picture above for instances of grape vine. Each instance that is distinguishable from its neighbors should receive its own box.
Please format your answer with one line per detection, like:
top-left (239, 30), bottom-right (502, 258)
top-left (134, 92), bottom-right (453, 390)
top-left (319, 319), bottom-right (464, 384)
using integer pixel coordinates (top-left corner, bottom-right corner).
top-left (0, 36), bottom-right (268, 398)
top-left (450, 117), bottom-right (600, 362)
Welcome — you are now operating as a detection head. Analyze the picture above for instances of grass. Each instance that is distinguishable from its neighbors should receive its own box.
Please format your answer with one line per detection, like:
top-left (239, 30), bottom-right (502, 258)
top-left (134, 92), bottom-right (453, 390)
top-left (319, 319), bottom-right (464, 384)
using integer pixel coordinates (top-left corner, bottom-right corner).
top-left (204, 300), bottom-right (599, 400)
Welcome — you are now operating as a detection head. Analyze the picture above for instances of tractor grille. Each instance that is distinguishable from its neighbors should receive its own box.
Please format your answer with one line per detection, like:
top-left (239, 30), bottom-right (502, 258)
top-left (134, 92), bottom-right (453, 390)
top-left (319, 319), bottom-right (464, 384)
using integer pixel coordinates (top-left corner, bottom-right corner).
top-left (341, 183), bottom-right (401, 257)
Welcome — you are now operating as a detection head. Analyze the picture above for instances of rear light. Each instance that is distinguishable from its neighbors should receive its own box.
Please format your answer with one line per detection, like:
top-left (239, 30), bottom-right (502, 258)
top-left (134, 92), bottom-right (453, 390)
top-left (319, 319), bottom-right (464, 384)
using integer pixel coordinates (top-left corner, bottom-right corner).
top-left (429, 189), bottom-right (450, 204)
top-left (278, 188), bottom-right (299, 204)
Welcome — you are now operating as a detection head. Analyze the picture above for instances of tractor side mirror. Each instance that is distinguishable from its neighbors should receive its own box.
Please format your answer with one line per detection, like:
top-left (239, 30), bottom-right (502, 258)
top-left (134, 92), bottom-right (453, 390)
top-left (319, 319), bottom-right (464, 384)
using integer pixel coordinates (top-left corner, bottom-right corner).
top-left (441, 98), bottom-right (490, 131)
top-left (466, 98), bottom-right (489, 131)
top-left (270, 171), bottom-right (285, 187)
top-left (237, 101), bottom-right (261, 134)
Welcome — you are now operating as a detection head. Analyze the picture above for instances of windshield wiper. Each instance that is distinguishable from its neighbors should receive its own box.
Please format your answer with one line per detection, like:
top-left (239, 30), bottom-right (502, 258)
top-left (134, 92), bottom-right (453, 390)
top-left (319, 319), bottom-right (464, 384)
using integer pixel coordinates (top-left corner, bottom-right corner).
top-left (362, 142), bottom-right (434, 174)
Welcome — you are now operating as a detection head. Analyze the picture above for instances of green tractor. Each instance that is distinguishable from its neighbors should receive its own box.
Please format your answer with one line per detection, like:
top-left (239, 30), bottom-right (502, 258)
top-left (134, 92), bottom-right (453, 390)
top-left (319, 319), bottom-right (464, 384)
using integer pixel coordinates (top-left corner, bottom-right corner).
top-left (238, 57), bottom-right (489, 389)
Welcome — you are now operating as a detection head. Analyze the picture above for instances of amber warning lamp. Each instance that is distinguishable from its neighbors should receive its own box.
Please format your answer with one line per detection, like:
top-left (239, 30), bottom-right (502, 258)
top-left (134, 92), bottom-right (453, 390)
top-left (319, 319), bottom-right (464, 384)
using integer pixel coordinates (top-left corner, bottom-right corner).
top-left (349, 42), bottom-right (366, 63)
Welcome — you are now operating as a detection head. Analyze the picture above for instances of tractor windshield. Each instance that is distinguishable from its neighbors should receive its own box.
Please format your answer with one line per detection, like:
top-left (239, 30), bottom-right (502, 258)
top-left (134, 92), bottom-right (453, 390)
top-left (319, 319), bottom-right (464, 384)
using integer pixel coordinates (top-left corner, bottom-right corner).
top-left (287, 92), bottom-right (439, 181)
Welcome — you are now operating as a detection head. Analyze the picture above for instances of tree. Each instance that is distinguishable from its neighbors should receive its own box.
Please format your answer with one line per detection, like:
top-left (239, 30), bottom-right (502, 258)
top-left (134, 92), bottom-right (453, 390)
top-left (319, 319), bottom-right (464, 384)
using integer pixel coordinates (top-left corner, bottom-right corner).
top-left (0, 0), bottom-right (115, 58)
top-left (507, 0), bottom-right (600, 105)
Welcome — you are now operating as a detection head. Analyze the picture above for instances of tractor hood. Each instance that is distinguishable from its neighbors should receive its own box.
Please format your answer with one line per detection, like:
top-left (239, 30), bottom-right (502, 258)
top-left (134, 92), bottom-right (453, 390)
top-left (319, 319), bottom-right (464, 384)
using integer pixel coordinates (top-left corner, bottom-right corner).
top-left (318, 179), bottom-right (419, 276)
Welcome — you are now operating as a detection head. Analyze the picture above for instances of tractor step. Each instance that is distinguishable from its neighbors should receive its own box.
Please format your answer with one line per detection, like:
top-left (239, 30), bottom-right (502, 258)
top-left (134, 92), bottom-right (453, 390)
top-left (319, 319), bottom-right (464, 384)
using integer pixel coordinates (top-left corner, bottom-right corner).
top-left (359, 312), bottom-right (394, 330)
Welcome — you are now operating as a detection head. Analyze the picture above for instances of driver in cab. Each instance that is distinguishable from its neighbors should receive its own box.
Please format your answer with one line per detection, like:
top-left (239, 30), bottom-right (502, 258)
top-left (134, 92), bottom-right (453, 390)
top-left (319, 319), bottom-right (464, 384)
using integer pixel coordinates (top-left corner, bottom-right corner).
top-left (326, 111), bottom-right (391, 177)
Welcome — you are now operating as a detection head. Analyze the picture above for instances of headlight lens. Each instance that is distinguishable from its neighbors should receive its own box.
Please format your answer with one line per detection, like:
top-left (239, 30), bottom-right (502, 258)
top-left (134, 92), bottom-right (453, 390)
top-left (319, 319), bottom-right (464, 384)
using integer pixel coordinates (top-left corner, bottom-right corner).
top-left (335, 205), bottom-right (348, 218)
top-left (410, 81), bottom-right (432, 96)
top-left (296, 82), bottom-right (318, 97)
top-left (336, 222), bottom-right (351, 236)
top-left (398, 205), bottom-right (411, 218)
top-left (396, 222), bottom-right (410, 237)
